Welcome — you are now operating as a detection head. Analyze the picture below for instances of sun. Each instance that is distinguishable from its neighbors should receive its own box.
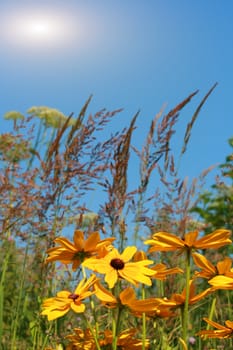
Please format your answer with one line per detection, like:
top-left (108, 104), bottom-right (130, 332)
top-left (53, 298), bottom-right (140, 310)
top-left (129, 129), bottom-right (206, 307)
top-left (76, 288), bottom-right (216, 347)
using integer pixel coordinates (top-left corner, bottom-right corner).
top-left (20, 17), bottom-right (59, 42)
top-left (1, 7), bottom-right (80, 51)
top-left (25, 19), bottom-right (53, 39)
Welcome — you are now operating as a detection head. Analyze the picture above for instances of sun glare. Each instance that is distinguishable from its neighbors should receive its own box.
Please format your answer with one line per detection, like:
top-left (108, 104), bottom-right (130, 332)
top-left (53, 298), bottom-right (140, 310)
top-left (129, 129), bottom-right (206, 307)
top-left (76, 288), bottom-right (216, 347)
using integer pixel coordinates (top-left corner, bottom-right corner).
top-left (1, 7), bottom-right (80, 51)
top-left (20, 17), bottom-right (60, 42)
top-left (26, 20), bottom-right (52, 38)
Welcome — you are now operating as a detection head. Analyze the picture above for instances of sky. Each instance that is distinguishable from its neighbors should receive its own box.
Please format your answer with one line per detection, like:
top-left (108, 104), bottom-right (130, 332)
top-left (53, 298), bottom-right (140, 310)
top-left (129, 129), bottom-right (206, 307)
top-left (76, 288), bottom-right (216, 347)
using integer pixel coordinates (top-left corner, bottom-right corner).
top-left (0, 0), bottom-right (233, 191)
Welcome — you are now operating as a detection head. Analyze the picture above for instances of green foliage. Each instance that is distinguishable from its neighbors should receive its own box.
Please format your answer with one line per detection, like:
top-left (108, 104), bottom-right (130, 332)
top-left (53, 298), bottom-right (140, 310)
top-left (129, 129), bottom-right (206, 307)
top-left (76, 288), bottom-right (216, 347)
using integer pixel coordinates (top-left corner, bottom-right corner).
top-left (192, 138), bottom-right (233, 255)
top-left (0, 133), bottom-right (32, 163)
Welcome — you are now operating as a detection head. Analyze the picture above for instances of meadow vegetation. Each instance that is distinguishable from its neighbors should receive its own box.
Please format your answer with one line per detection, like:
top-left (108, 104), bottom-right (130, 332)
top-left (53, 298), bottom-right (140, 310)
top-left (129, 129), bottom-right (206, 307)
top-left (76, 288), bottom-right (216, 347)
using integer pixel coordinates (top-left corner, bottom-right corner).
top-left (1, 84), bottom-right (233, 350)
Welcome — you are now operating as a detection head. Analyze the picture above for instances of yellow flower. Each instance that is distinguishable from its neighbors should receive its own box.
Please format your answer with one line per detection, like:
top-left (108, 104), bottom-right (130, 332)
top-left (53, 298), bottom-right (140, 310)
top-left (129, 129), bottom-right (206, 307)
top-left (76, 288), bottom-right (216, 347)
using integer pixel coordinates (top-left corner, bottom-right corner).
top-left (94, 281), bottom-right (175, 317)
top-left (208, 274), bottom-right (233, 290)
top-left (94, 281), bottom-right (143, 310)
top-left (99, 328), bottom-right (149, 349)
top-left (65, 328), bottom-right (96, 350)
top-left (145, 229), bottom-right (231, 253)
top-left (66, 327), bottom-right (150, 349)
top-left (41, 275), bottom-right (97, 321)
top-left (197, 318), bottom-right (233, 339)
top-left (193, 252), bottom-right (233, 279)
top-left (46, 230), bottom-right (115, 270)
top-left (151, 263), bottom-right (183, 280)
top-left (133, 250), bottom-right (147, 261)
top-left (128, 296), bottom-right (177, 318)
top-left (159, 280), bottom-right (212, 308)
top-left (94, 282), bottom-right (150, 311)
top-left (93, 281), bottom-right (135, 307)
top-left (134, 251), bottom-right (183, 280)
top-left (93, 280), bottom-right (118, 307)
top-left (82, 246), bottom-right (155, 288)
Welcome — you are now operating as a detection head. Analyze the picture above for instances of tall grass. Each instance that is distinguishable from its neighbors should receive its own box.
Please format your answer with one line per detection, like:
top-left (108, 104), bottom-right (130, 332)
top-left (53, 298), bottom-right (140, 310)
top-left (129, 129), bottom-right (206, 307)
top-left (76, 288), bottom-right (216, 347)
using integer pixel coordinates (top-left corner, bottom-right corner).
top-left (1, 85), bottom-right (232, 349)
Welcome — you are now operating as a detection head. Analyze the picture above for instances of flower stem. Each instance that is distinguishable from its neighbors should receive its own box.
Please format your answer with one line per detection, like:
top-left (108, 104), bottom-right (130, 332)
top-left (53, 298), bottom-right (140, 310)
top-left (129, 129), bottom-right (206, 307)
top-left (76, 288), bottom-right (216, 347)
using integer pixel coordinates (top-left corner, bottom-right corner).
top-left (112, 283), bottom-right (123, 350)
top-left (206, 296), bottom-right (216, 329)
top-left (112, 306), bottom-right (123, 350)
top-left (201, 296), bottom-right (217, 347)
top-left (11, 244), bottom-right (29, 350)
top-left (182, 249), bottom-right (191, 348)
top-left (82, 265), bottom-right (87, 279)
top-left (142, 285), bottom-right (146, 350)
top-left (112, 309), bottom-right (117, 350)
top-left (83, 314), bottom-right (101, 350)
top-left (90, 295), bottom-right (99, 339)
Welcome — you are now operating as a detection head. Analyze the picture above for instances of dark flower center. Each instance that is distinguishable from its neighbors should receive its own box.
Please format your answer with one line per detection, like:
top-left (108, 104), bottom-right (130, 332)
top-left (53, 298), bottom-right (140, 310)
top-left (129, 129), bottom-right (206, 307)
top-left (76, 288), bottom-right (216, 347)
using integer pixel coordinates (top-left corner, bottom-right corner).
top-left (68, 293), bottom-right (79, 301)
top-left (110, 258), bottom-right (125, 270)
top-left (73, 250), bottom-right (91, 262)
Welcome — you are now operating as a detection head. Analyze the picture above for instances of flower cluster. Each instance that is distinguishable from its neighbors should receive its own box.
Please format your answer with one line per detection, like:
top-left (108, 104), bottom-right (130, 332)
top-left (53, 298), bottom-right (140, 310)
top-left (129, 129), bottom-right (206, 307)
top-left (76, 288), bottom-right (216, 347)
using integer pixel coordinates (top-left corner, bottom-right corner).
top-left (42, 228), bottom-right (232, 348)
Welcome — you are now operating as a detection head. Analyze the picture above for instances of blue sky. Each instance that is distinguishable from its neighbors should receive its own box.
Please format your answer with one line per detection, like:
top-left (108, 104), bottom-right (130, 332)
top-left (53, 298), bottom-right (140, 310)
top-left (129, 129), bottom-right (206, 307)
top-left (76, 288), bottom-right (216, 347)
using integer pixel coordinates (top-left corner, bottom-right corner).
top-left (1, 0), bottom-right (233, 188)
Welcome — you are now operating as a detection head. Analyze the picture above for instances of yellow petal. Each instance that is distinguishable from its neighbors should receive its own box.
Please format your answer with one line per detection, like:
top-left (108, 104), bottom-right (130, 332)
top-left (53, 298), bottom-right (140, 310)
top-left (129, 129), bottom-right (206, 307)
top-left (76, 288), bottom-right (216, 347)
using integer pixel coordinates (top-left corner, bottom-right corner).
top-left (105, 269), bottom-right (118, 289)
top-left (133, 250), bottom-right (147, 261)
top-left (121, 246), bottom-right (137, 262)
top-left (94, 281), bottom-right (117, 304)
top-left (145, 232), bottom-right (184, 251)
top-left (54, 237), bottom-right (76, 251)
top-left (119, 265), bottom-right (152, 286)
top-left (192, 252), bottom-right (216, 276)
top-left (136, 260), bottom-right (154, 269)
top-left (129, 298), bottom-right (161, 312)
top-left (217, 258), bottom-right (232, 275)
top-left (195, 229), bottom-right (231, 249)
top-left (152, 232), bottom-right (184, 247)
top-left (71, 303), bottom-right (85, 313)
top-left (42, 307), bottom-right (69, 321)
top-left (75, 275), bottom-right (97, 295)
top-left (73, 230), bottom-right (84, 250)
top-left (202, 317), bottom-right (229, 330)
top-left (56, 291), bottom-right (71, 298)
top-left (84, 231), bottom-right (100, 251)
top-left (225, 320), bottom-right (233, 330)
top-left (190, 287), bottom-right (213, 304)
top-left (209, 275), bottom-right (233, 289)
top-left (82, 257), bottom-right (112, 274)
top-left (72, 258), bottom-right (82, 271)
top-left (120, 287), bottom-right (136, 305)
top-left (152, 264), bottom-right (184, 280)
top-left (184, 231), bottom-right (199, 246)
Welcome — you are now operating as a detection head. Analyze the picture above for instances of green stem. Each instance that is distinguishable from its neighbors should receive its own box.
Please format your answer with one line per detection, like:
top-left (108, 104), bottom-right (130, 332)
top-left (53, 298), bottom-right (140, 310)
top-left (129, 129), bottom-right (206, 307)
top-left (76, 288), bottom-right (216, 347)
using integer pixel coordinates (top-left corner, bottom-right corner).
top-left (112, 306), bottom-right (123, 350)
top-left (27, 119), bottom-right (43, 170)
top-left (83, 314), bottom-right (101, 350)
top-left (200, 296), bottom-right (217, 348)
top-left (11, 244), bottom-right (29, 350)
top-left (207, 296), bottom-right (216, 329)
top-left (112, 310), bottom-right (117, 350)
top-left (111, 282), bottom-right (123, 350)
top-left (41, 322), bottom-right (54, 350)
top-left (90, 295), bottom-right (99, 339)
top-left (81, 265), bottom-right (87, 280)
top-left (142, 285), bottom-right (146, 350)
top-left (0, 242), bottom-right (12, 345)
top-left (158, 274), bottom-right (164, 297)
top-left (227, 290), bottom-right (233, 348)
top-left (182, 249), bottom-right (191, 348)
top-left (227, 290), bottom-right (233, 320)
